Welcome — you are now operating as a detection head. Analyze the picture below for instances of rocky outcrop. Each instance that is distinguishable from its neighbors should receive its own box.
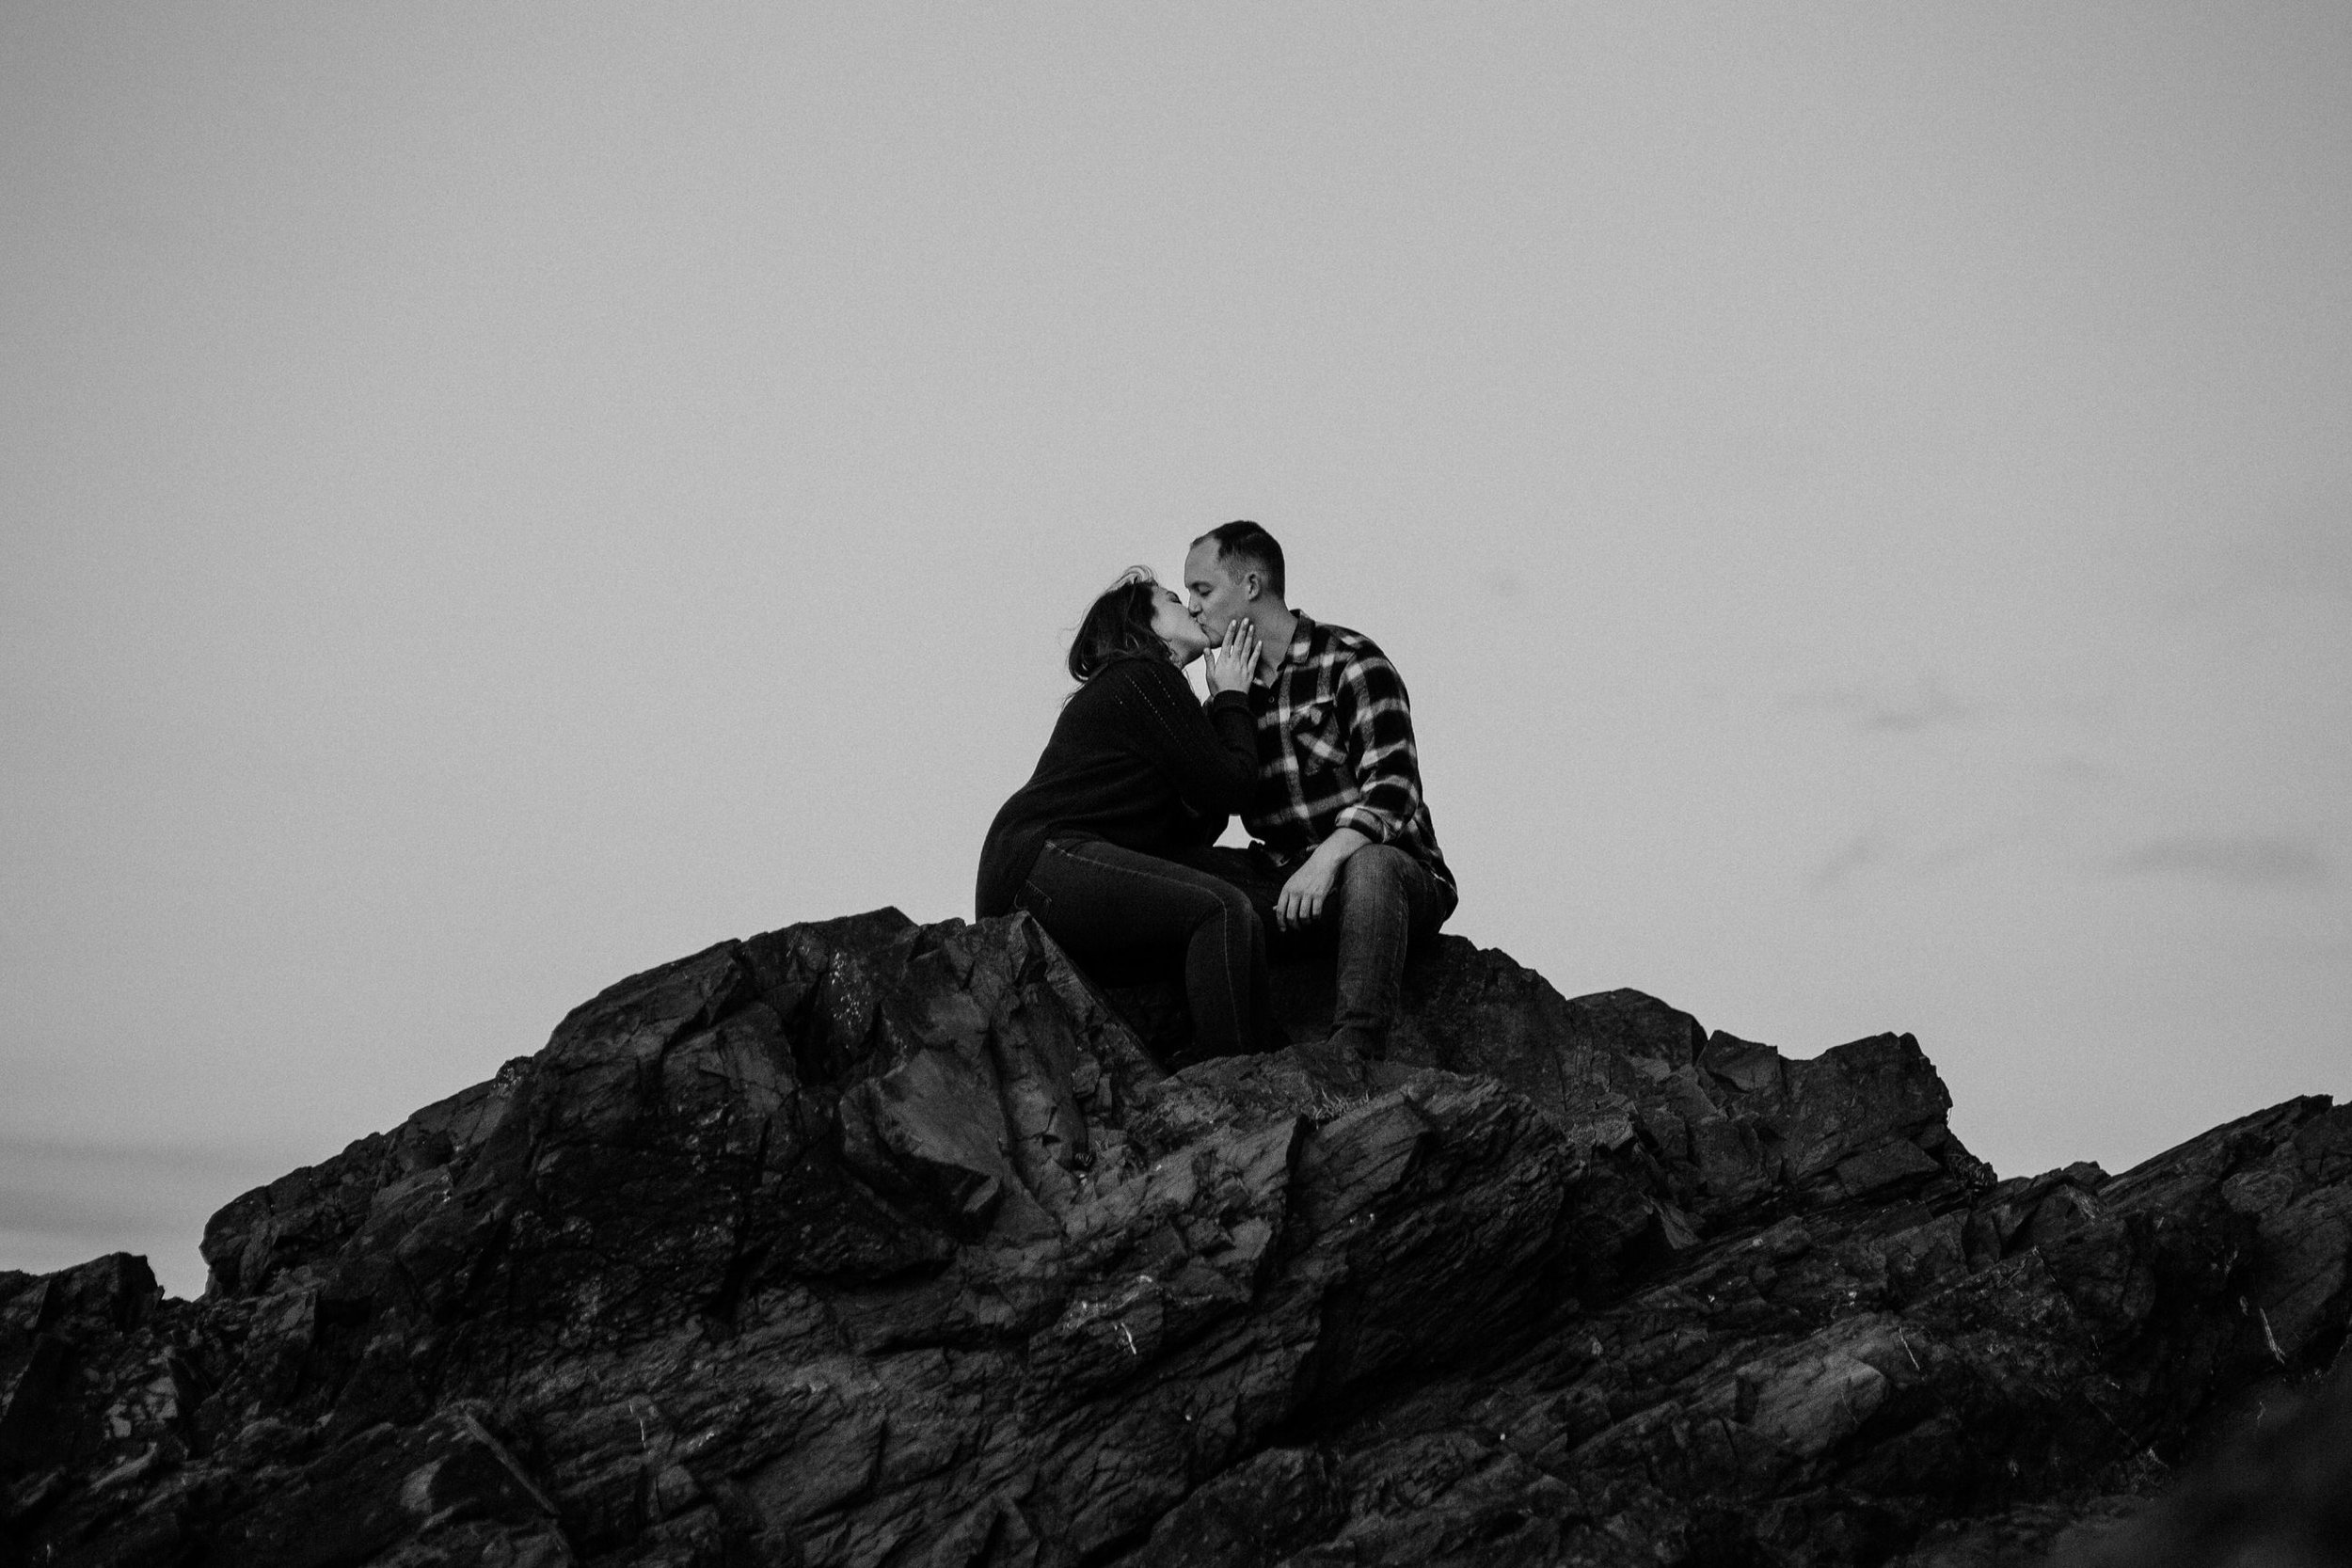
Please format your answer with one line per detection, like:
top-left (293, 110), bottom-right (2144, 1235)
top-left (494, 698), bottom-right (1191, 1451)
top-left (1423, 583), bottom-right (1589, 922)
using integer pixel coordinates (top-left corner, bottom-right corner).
top-left (3, 911), bottom-right (2346, 1567)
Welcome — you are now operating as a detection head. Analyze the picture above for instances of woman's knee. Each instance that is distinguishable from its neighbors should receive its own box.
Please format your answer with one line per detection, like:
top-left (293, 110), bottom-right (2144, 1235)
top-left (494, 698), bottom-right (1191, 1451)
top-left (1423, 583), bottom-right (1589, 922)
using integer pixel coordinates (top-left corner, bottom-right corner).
top-left (1230, 889), bottom-right (1268, 952)
top-left (1189, 876), bottom-right (1252, 935)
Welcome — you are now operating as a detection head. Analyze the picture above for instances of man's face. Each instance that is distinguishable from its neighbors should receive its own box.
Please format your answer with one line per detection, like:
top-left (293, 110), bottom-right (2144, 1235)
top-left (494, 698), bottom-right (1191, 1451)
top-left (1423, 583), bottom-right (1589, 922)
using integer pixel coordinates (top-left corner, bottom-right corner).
top-left (1184, 541), bottom-right (1250, 640)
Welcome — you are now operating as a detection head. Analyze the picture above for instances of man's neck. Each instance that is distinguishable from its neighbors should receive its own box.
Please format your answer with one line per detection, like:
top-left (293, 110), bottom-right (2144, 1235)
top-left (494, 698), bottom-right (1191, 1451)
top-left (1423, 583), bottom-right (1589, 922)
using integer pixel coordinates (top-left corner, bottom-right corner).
top-left (1255, 605), bottom-right (1299, 681)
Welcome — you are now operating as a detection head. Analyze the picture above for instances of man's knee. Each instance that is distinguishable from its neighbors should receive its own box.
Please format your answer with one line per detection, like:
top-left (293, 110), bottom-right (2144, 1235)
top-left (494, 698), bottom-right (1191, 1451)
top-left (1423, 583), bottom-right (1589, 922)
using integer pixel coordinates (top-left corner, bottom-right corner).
top-left (1341, 844), bottom-right (1412, 895)
top-left (1335, 844), bottom-right (1446, 940)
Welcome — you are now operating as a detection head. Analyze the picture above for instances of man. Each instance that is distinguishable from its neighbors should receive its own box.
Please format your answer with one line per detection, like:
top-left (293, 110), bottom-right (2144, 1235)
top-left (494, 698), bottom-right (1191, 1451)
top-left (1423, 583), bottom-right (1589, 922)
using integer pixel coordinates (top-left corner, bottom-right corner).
top-left (1181, 520), bottom-right (1456, 1069)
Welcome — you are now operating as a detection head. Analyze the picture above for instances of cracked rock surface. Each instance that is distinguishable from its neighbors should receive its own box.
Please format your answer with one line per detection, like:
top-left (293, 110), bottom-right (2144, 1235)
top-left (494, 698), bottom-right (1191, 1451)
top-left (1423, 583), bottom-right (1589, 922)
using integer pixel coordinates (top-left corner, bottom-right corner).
top-left (3, 910), bottom-right (2347, 1566)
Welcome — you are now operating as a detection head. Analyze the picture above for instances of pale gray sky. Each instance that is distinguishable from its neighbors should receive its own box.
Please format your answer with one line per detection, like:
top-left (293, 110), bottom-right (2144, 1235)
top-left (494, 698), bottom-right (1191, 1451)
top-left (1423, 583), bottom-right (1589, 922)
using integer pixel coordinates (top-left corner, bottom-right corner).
top-left (6, 3), bottom-right (2347, 1297)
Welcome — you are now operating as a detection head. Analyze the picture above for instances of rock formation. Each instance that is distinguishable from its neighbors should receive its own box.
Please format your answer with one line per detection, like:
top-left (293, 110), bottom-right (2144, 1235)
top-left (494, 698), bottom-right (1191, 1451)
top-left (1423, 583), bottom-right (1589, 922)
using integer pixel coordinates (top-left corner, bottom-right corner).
top-left (3, 910), bottom-right (2347, 1566)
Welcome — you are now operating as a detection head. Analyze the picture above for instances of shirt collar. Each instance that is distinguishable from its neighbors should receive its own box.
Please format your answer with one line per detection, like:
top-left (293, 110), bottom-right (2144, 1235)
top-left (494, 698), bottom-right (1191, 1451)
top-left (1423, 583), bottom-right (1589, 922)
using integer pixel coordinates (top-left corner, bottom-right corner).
top-left (1255, 610), bottom-right (1316, 689)
top-left (1278, 610), bottom-right (1316, 672)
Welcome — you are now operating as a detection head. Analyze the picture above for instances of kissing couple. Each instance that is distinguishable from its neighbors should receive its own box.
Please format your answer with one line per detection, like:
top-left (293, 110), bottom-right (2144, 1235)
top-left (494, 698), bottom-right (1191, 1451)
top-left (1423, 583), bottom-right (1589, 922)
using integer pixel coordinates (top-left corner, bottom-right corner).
top-left (976, 521), bottom-right (1456, 1074)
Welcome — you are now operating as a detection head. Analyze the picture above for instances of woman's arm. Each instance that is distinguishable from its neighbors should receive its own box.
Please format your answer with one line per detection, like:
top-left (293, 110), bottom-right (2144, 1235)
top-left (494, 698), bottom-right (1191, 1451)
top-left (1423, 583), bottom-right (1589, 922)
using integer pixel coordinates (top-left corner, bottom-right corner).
top-left (1112, 658), bottom-right (1260, 814)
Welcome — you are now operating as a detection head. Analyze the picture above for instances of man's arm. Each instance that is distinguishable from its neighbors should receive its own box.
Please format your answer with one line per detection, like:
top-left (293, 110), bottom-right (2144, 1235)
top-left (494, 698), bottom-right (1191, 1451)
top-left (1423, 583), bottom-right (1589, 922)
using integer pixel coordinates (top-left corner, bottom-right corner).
top-left (1272, 824), bottom-right (1368, 931)
top-left (1330, 644), bottom-right (1426, 844)
top-left (1271, 645), bottom-right (1424, 930)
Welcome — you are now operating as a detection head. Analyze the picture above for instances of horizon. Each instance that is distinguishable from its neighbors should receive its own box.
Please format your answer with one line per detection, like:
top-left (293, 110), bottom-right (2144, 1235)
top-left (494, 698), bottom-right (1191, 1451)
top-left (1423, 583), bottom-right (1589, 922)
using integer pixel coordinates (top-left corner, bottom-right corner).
top-left (6, 3), bottom-right (2348, 1298)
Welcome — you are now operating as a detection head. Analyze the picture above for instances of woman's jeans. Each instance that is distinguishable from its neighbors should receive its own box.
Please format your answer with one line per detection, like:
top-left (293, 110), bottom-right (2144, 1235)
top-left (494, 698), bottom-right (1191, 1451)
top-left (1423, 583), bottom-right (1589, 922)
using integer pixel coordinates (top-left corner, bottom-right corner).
top-left (1016, 838), bottom-right (1273, 1058)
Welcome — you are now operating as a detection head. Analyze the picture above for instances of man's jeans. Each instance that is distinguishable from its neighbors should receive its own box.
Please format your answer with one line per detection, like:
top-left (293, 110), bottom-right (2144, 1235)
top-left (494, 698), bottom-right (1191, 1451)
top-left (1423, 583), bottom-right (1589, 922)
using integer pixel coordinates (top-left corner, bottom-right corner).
top-left (1181, 843), bottom-right (1451, 1053)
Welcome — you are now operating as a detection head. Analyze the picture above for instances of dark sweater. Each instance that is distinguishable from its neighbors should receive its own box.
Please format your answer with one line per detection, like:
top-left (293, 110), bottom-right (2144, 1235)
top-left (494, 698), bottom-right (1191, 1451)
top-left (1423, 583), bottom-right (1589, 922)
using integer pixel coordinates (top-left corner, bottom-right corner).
top-left (977, 654), bottom-right (1260, 917)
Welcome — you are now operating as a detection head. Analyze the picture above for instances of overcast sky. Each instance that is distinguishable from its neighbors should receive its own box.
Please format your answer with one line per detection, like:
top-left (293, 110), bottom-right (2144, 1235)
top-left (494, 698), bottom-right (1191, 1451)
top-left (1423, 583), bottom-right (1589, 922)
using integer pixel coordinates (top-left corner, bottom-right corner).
top-left (6, 3), bottom-right (2347, 1298)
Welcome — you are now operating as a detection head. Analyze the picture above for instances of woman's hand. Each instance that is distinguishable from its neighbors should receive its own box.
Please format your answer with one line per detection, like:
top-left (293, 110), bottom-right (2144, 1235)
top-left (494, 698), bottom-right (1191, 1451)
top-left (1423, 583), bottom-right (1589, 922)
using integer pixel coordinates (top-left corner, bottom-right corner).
top-left (1204, 620), bottom-right (1261, 694)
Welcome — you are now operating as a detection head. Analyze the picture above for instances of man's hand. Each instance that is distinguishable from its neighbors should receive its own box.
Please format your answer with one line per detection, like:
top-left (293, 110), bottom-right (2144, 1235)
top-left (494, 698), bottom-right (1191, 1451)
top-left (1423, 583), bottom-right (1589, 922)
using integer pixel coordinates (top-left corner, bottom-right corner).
top-left (1276, 828), bottom-right (1370, 932)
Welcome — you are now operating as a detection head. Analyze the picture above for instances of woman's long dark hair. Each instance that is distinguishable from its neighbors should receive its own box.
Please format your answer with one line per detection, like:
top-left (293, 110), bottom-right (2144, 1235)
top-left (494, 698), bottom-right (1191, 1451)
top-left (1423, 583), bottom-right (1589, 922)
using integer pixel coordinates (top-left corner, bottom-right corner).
top-left (1068, 567), bottom-right (1169, 682)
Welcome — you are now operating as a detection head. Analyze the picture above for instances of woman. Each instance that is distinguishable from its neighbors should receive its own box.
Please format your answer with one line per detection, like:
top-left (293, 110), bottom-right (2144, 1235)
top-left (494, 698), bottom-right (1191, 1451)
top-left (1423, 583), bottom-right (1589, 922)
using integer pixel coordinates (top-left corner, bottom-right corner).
top-left (977, 569), bottom-right (1268, 1057)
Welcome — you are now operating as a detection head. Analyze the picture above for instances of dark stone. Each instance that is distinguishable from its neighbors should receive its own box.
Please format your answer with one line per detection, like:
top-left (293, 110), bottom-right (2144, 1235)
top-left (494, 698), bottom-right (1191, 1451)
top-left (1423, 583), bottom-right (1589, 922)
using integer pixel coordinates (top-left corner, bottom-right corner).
top-left (1, 910), bottom-right (2344, 1567)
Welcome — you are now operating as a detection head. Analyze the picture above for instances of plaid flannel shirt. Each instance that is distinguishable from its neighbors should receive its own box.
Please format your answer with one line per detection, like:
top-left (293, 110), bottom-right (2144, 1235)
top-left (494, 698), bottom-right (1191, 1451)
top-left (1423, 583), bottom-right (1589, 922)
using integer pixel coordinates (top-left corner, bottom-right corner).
top-left (1244, 612), bottom-right (1456, 905)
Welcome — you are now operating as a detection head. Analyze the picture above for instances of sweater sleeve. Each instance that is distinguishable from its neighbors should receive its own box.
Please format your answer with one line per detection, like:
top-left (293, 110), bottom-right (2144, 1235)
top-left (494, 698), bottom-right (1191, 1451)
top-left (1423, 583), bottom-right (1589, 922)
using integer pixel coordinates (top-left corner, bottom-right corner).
top-left (1108, 658), bottom-right (1260, 815)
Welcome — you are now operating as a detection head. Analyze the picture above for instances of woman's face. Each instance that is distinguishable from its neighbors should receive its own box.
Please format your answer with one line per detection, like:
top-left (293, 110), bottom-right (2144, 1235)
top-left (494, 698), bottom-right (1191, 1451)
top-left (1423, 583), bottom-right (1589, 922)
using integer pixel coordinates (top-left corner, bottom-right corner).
top-left (1151, 585), bottom-right (1211, 664)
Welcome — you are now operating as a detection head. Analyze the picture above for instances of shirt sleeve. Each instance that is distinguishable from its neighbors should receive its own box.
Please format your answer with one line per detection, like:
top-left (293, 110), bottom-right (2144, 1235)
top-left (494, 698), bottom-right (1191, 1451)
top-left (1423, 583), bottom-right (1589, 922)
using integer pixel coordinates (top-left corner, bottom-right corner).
top-left (1114, 658), bottom-right (1261, 815)
top-left (1330, 644), bottom-right (1426, 845)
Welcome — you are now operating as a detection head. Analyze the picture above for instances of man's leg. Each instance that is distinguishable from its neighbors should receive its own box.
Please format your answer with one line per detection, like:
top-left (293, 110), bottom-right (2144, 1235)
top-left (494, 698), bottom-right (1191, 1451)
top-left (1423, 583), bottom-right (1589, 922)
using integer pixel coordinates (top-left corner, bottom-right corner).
top-left (1324, 845), bottom-right (1445, 1056)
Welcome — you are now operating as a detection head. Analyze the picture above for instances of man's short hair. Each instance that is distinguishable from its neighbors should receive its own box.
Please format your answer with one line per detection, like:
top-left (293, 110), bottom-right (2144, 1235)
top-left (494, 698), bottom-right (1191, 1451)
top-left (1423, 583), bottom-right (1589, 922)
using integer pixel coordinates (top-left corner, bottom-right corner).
top-left (1192, 520), bottom-right (1286, 600)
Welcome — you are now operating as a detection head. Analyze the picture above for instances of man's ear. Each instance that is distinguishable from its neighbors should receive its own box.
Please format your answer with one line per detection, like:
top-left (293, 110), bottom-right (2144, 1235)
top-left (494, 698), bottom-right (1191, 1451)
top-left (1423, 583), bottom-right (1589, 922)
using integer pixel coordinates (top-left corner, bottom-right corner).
top-left (1240, 571), bottom-right (1262, 603)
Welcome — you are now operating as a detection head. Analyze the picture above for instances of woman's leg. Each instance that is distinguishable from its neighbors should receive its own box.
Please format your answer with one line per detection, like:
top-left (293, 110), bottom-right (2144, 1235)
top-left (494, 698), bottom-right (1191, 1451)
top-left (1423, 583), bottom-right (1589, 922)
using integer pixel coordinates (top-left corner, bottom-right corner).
top-left (1017, 839), bottom-right (1268, 1056)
